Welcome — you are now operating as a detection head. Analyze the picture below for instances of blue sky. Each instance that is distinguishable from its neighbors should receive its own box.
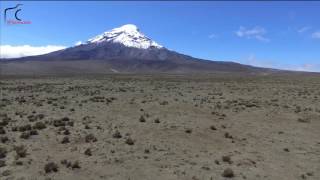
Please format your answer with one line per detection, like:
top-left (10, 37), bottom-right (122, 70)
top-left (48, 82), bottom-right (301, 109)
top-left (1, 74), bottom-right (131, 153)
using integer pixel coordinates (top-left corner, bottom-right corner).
top-left (1, 1), bottom-right (320, 71)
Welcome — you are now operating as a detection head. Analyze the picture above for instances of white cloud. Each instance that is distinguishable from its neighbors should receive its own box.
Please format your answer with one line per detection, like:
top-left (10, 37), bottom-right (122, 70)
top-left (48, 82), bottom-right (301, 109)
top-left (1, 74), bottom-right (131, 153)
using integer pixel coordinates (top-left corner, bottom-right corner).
top-left (311, 31), bottom-right (320, 39)
top-left (254, 35), bottom-right (269, 42)
top-left (294, 64), bottom-right (320, 72)
top-left (236, 26), bottom-right (270, 42)
top-left (298, 26), bottom-right (311, 33)
top-left (0, 45), bottom-right (66, 58)
top-left (74, 41), bottom-right (83, 46)
top-left (208, 34), bottom-right (218, 39)
top-left (242, 54), bottom-right (320, 72)
top-left (245, 54), bottom-right (275, 69)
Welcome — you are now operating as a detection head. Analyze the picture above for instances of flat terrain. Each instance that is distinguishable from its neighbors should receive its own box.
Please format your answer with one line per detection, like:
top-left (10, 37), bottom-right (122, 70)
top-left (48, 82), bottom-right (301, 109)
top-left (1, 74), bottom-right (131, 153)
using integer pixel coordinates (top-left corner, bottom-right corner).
top-left (0, 74), bottom-right (319, 180)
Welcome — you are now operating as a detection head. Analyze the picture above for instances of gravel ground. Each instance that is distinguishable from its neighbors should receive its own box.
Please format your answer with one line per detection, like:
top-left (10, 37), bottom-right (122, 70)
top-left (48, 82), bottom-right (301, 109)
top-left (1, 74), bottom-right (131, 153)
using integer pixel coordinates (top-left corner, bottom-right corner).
top-left (0, 74), bottom-right (319, 180)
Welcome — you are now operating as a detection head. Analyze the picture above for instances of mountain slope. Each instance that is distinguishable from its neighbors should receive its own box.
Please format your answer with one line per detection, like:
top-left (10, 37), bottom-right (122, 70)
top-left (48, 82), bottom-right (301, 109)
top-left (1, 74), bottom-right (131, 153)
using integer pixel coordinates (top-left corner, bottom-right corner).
top-left (0, 24), bottom-right (276, 75)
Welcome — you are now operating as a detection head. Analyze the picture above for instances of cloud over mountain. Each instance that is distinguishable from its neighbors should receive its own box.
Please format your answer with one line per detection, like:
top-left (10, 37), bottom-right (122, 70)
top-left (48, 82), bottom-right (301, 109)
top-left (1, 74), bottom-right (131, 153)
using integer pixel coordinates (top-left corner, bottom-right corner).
top-left (311, 31), bottom-right (320, 39)
top-left (0, 45), bottom-right (66, 58)
top-left (236, 26), bottom-right (270, 42)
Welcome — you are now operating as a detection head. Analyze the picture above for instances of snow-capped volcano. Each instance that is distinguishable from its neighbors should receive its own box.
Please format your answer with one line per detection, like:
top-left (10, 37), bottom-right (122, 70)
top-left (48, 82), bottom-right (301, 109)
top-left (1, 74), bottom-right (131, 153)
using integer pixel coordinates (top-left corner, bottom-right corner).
top-left (0, 24), bottom-right (271, 75)
top-left (87, 24), bottom-right (163, 49)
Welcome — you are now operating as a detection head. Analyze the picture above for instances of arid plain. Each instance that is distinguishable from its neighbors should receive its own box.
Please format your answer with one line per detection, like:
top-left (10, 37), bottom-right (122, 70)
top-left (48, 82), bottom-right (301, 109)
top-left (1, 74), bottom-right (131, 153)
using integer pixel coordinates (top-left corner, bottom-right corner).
top-left (0, 74), bottom-right (319, 180)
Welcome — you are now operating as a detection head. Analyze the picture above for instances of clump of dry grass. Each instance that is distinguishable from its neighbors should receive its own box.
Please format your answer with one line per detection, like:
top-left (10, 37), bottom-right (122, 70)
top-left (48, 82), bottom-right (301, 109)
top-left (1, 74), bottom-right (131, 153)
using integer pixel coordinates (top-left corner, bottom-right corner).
top-left (44, 162), bottom-right (58, 173)
top-left (125, 137), bottom-right (135, 145)
top-left (139, 115), bottom-right (146, 122)
top-left (14, 145), bottom-right (27, 158)
top-left (222, 168), bottom-right (234, 178)
top-left (85, 134), bottom-right (97, 143)
top-left (112, 130), bottom-right (122, 139)
top-left (0, 147), bottom-right (7, 159)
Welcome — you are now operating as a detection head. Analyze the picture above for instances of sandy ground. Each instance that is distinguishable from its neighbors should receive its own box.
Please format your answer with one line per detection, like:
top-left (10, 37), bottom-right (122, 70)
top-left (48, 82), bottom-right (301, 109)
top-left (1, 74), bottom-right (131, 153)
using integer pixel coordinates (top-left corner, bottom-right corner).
top-left (0, 74), bottom-right (319, 180)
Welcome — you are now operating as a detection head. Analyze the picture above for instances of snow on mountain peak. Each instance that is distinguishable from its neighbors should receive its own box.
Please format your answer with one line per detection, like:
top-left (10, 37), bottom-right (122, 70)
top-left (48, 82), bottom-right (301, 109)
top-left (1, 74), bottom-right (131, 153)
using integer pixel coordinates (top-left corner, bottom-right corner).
top-left (118, 24), bottom-right (139, 32)
top-left (87, 24), bottom-right (163, 49)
